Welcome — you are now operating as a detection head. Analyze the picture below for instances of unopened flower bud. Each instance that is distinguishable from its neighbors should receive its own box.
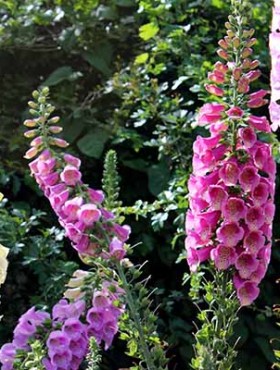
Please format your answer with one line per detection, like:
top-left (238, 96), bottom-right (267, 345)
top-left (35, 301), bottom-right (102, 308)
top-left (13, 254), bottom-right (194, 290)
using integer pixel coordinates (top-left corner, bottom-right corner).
top-left (246, 38), bottom-right (257, 47)
top-left (28, 101), bottom-right (37, 109)
top-left (218, 39), bottom-right (228, 49)
top-left (232, 37), bottom-right (240, 48)
top-left (243, 29), bottom-right (255, 38)
top-left (227, 30), bottom-right (235, 38)
top-left (224, 36), bottom-right (231, 44)
top-left (23, 119), bottom-right (37, 128)
top-left (208, 70), bottom-right (226, 84)
top-left (225, 21), bottom-right (231, 29)
top-left (228, 15), bottom-right (236, 25)
top-left (49, 116), bottom-right (60, 124)
top-left (242, 58), bottom-right (252, 69)
top-left (214, 61), bottom-right (228, 73)
top-left (205, 84), bottom-right (224, 97)
top-left (38, 96), bottom-right (46, 104)
top-left (29, 109), bottom-right (38, 116)
top-left (49, 126), bottom-right (63, 134)
top-left (30, 136), bottom-right (43, 147)
top-left (233, 68), bottom-right (242, 80)
top-left (246, 70), bottom-right (261, 82)
top-left (24, 147), bottom-right (38, 159)
top-left (32, 90), bottom-right (39, 99)
top-left (250, 60), bottom-right (260, 69)
top-left (24, 130), bottom-right (38, 138)
top-left (42, 86), bottom-right (50, 96)
top-left (217, 49), bottom-right (229, 60)
top-left (241, 48), bottom-right (253, 58)
top-left (51, 138), bottom-right (69, 148)
top-left (237, 77), bottom-right (250, 93)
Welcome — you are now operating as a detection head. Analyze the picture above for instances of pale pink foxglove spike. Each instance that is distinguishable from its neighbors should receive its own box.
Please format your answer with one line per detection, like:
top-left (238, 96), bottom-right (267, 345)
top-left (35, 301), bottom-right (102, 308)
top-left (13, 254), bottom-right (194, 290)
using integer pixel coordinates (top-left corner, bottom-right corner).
top-left (269, 1), bottom-right (280, 131)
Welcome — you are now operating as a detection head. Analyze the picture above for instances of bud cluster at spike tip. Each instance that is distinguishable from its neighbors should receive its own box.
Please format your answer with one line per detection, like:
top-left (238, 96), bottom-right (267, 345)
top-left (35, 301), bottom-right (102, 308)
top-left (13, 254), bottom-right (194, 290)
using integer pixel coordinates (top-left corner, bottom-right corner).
top-left (269, 0), bottom-right (280, 131)
top-left (0, 280), bottom-right (124, 370)
top-left (23, 89), bottom-right (130, 261)
top-left (186, 12), bottom-right (276, 306)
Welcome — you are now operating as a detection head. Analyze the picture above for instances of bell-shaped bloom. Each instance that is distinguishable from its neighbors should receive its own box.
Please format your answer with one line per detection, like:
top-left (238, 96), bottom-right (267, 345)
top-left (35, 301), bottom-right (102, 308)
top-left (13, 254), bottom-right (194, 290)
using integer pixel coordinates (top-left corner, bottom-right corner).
top-left (197, 103), bottom-right (225, 126)
top-left (247, 115), bottom-right (271, 132)
top-left (239, 127), bottom-right (257, 148)
top-left (226, 106), bottom-right (244, 119)
top-left (109, 237), bottom-right (126, 260)
top-left (77, 204), bottom-right (101, 226)
top-left (245, 206), bottom-right (265, 231)
top-left (217, 222), bottom-right (244, 247)
top-left (206, 185), bottom-right (228, 210)
top-left (239, 166), bottom-right (260, 192)
top-left (63, 318), bottom-right (85, 340)
top-left (264, 201), bottom-right (276, 224)
top-left (63, 154), bottom-right (81, 168)
top-left (50, 350), bottom-right (72, 369)
top-left (222, 197), bottom-right (246, 222)
top-left (219, 161), bottom-right (240, 186)
top-left (186, 246), bottom-right (213, 272)
top-left (211, 244), bottom-right (237, 270)
top-left (235, 252), bottom-right (258, 279)
top-left (252, 182), bottom-right (269, 206)
top-left (235, 279), bottom-right (260, 306)
top-left (60, 165), bottom-right (82, 186)
top-left (244, 230), bottom-right (265, 254)
top-left (47, 330), bottom-right (70, 355)
top-left (63, 197), bottom-right (83, 222)
top-left (253, 144), bottom-right (271, 170)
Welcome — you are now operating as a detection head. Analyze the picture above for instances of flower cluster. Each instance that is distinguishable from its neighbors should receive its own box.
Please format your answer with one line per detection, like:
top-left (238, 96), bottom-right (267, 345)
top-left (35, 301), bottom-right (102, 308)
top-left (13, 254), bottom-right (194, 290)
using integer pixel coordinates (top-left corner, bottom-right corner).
top-left (186, 15), bottom-right (276, 306)
top-left (23, 91), bottom-right (130, 260)
top-left (269, 1), bottom-right (280, 131)
top-left (0, 307), bottom-right (50, 370)
top-left (0, 281), bottom-right (124, 369)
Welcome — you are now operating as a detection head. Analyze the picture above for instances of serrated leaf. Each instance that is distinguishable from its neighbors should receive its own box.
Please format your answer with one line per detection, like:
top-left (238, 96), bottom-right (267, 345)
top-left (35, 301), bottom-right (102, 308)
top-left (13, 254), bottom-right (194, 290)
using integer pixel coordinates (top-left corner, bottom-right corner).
top-left (139, 23), bottom-right (159, 41)
top-left (77, 128), bottom-right (109, 158)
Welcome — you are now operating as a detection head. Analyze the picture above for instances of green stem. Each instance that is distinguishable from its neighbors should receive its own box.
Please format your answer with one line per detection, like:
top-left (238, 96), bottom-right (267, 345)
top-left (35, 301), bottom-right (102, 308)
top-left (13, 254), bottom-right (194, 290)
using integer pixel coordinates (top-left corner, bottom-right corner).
top-left (116, 261), bottom-right (156, 370)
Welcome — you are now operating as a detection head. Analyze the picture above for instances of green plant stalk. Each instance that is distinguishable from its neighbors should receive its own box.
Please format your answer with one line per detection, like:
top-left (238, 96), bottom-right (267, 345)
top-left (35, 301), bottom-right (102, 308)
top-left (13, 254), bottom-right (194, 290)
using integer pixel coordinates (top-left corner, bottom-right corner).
top-left (191, 269), bottom-right (239, 370)
top-left (116, 261), bottom-right (157, 370)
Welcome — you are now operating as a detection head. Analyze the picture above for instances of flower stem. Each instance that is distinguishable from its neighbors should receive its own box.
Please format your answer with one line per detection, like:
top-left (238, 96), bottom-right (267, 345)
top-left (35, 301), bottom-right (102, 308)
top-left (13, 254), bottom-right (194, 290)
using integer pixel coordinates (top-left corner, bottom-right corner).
top-left (116, 261), bottom-right (158, 370)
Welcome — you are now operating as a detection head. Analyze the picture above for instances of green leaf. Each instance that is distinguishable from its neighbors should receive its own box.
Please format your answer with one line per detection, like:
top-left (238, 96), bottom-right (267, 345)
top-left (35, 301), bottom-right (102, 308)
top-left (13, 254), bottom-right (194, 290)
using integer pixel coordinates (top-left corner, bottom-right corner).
top-left (43, 66), bottom-right (75, 86)
top-left (139, 23), bottom-right (159, 41)
top-left (254, 337), bottom-right (276, 363)
top-left (77, 128), bottom-right (110, 158)
top-left (211, 0), bottom-right (223, 8)
top-left (82, 42), bottom-right (113, 76)
top-left (135, 52), bottom-right (149, 64)
top-left (148, 160), bottom-right (170, 196)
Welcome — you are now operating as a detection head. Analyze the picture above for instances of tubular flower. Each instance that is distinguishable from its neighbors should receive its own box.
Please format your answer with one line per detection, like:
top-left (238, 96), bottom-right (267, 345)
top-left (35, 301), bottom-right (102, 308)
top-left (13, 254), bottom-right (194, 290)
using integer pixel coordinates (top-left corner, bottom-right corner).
top-left (23, 89), bottom-right (130, 261)
top-left (0, 281), bottom-right (124, 369)
top-left (269, 1), bottom-right (280, 131)
top-left (186, 14), bottom-right (276, 306)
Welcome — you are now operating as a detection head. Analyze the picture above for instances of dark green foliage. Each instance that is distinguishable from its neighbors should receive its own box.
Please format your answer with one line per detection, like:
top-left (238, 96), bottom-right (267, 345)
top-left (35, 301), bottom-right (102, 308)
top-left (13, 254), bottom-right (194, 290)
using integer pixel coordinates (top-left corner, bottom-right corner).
top-left (0, 196), bottom-right (78, 344)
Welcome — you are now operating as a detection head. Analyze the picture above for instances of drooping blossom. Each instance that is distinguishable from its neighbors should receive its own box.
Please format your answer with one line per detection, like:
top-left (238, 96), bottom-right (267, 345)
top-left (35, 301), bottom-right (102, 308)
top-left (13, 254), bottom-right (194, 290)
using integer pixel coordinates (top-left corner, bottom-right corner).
top-left (186, 15), bottom-right (276, 306)
top-left (23, 96), bottom-right (130, 261)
